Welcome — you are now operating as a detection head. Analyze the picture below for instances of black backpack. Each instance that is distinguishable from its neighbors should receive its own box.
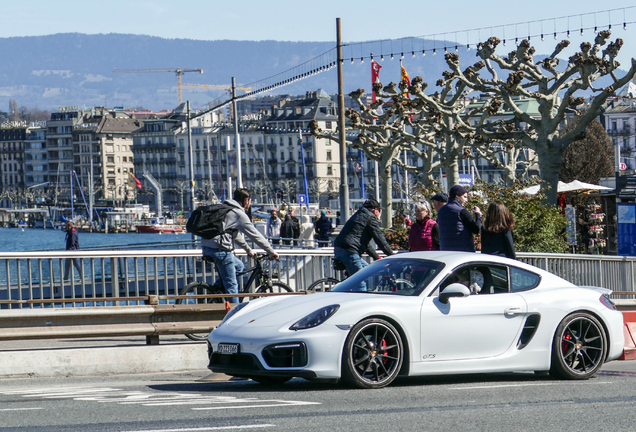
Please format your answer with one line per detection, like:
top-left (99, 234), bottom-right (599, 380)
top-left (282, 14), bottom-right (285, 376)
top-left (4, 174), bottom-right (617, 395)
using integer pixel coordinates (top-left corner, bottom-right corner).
top-left (186, 204), bottom-right (233, 239)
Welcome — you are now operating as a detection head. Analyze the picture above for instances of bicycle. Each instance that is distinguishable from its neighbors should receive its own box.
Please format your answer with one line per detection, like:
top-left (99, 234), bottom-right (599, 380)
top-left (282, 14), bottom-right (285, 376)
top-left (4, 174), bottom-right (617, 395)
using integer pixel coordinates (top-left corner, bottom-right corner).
top-left (177, 254), bottom-right (293, 341)
top-left (307, 257), bottom-right (415, 292)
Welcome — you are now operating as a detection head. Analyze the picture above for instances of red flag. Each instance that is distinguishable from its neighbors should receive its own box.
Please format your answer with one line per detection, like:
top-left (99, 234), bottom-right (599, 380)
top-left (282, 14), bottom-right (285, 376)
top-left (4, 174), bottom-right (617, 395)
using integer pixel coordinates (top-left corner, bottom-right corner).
top-left (128, 172), bottom-right (142, 189)
top-left (401, 65), bottom-right (411, 97)
top-left (371, 60), bottom-right (382, 103)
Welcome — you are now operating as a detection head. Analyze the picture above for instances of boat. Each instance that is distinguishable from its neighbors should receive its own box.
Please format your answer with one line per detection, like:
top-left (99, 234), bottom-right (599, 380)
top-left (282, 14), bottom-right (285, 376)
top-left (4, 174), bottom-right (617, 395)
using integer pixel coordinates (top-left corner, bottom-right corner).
top-left (136, 224), bottom-right (184, 234)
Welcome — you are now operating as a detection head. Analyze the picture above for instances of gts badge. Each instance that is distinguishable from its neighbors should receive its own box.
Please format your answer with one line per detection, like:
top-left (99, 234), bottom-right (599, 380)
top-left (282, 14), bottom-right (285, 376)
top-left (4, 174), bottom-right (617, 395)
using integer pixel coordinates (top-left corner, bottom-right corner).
top-left (423, 354), bottom-right (436, 359)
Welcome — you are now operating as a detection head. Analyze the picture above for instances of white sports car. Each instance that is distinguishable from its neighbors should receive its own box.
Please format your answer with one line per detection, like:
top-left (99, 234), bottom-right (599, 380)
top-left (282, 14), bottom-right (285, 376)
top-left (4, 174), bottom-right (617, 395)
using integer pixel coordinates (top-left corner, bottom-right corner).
top-left (207, 252), bottom-right (625, 388)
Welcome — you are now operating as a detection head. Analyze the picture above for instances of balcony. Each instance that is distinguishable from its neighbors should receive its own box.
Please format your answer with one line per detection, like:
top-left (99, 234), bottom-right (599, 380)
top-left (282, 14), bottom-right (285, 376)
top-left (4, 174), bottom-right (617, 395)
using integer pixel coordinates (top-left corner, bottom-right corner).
top-left (268, 158), bottom-right (278, 164)
top-left (306, 170), bottom-right (316, 179)
top-left (255, 144), bottom-right (264, 151)
top-left (303, 142), bottom-right (312, 149)
top-left (267, 143), bottom-right (277, 150)
top-left (285, 173), bottom-right (296, 178)
top-left (609, 126), bottom-right (632, 135)
top-left (304, 156), bottom-right (314, 164)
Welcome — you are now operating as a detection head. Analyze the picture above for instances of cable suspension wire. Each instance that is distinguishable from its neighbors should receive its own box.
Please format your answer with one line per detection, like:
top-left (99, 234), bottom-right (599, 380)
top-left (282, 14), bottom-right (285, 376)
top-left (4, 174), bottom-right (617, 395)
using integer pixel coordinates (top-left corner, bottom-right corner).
top-left (192, 6), bottom-right (636, 119)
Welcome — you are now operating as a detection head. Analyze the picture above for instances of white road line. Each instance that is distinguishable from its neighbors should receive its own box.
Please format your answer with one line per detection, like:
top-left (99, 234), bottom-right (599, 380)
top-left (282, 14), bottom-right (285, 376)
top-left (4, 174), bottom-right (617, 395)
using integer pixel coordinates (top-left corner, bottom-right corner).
top-left (117, 425), bottom-right (275, 432)
top-left (193, 401), bottom-right (321, 410)
top-left (449, 381), bottom-right (613, 390)
top-left (0, 407), bottom-right (43, 412)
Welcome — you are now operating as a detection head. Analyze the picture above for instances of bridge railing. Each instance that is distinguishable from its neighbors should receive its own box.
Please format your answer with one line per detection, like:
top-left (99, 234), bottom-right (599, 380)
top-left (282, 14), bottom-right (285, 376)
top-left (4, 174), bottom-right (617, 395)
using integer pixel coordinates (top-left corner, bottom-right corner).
top-left (2, 248), bottom-right (636, 309)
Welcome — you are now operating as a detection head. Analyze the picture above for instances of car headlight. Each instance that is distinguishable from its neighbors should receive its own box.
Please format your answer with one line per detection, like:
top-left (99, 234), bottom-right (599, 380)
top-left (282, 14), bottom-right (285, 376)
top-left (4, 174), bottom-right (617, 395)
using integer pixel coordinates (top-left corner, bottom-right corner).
top-left (217, 302), bottom-right (249, 328)
top-left (289, 304), bottom-right (340, 331)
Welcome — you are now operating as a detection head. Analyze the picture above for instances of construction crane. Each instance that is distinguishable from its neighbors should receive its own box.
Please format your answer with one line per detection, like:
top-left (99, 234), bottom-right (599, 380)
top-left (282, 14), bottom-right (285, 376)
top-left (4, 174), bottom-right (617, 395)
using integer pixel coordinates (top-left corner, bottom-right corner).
top-left (112, 68), bottom-right (203, 105)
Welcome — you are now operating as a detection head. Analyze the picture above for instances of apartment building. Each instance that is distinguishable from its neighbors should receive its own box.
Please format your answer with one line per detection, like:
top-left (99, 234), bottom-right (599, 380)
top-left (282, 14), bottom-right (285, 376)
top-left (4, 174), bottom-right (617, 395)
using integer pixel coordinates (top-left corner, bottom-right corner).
top-left (23, 124), bottom-right (47, 187)
top-left (0, 122), bottom-right (27, 191)
top-left (603, 85), bottom-right (636, 171)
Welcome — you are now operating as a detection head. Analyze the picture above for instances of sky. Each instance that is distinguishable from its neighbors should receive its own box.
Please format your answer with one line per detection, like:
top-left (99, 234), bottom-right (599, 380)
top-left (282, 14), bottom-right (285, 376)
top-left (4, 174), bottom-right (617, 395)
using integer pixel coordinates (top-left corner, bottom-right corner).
top-left (1, 1), bottom-right (636, 85)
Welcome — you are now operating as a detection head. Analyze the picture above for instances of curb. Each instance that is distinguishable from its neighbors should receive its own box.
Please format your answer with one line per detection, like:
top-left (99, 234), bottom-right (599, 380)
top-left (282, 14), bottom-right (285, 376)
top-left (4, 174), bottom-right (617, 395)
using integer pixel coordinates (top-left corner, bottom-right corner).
top-left (0, 343), bottom-right (210, 378)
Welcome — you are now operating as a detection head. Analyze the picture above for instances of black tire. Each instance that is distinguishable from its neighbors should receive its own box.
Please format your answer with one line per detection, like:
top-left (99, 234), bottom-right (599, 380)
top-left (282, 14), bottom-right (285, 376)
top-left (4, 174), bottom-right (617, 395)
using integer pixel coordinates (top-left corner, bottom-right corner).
top-left (177, 281), bottom-right (221, 341)
top-left (549, 312), bottom-right (606, 380)
top-left (250, 376), bottom-right (292, 385)
top-left (308, 277), bottom-right (340, 292)
top-left (252, 281), bottom-right (294, 300)
top-left (342, 318), bottom-right (403, 389)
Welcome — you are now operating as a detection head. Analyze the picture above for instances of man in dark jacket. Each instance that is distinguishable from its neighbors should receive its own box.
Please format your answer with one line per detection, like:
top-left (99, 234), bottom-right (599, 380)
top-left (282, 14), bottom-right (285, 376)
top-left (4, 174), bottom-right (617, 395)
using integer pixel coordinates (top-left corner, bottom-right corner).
top-left (314, 210), bottom-right (332, 246)
top-left (63, 221), bottom-right (82, 280)
top-left (280, 214), bottom-right (295, 245)
top-left (333, 198), bottom-right (394, 277)
top-left (288, 207), bottom-right (301, 245)
top-left (437, 185), bottom-right (482, 252)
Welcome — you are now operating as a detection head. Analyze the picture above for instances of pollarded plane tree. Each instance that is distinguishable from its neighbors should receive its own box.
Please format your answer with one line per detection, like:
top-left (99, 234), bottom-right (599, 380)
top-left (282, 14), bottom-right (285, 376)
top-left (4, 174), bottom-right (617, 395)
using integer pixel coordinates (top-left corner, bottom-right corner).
top-left (391, 66), bottom-right (539, 187)
top-left (310, 92), bottom-right (410, 228)
top-left (445, 31), bottom-right (636, 204)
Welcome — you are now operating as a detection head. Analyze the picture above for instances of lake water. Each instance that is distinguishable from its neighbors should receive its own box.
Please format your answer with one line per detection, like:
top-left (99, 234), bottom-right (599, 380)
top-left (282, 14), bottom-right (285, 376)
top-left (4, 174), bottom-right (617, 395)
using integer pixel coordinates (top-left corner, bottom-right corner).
top-left (0, 228), bottom-right (195, 252)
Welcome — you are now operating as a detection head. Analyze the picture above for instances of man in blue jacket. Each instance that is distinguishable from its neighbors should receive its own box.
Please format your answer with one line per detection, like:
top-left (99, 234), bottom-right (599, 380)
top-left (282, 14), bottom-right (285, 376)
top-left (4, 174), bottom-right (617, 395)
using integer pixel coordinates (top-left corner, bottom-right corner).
top-left (437, 185), bottom-right (482, 252)
top-left (333, 198), bottom-right (393, 276)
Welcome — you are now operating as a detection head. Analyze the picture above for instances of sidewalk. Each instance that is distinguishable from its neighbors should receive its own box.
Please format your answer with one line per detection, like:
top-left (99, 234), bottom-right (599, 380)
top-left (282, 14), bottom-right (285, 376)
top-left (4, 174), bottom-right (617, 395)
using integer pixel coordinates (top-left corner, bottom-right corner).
top-left (0, 336), bottom-right (210, 378)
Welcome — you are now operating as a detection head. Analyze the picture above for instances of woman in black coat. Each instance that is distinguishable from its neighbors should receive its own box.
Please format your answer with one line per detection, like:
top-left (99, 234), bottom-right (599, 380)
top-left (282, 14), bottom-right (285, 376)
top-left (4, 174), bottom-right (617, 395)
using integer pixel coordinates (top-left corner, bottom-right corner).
top-left (481, 201), bottom-right (516, 259)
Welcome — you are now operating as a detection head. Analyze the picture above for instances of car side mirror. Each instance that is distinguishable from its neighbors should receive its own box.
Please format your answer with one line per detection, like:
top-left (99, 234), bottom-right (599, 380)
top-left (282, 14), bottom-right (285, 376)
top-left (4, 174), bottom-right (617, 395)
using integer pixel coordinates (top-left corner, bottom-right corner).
top-left (439, 283), bottom-right (471, 304)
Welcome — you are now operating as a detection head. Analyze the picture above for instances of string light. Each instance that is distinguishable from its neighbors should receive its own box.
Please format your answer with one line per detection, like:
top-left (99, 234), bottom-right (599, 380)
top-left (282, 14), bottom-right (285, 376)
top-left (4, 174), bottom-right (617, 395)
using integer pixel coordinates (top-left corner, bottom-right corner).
top-left (433, 48), bottom-right (436, 55)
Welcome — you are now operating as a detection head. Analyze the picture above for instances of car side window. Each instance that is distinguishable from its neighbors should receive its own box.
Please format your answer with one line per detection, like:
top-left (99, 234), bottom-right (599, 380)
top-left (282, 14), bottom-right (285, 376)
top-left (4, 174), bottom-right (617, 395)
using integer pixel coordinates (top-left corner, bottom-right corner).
top-left (510, 267), bottom-right (541, 292)
top-left (437, 264), bottom-right (509, 295)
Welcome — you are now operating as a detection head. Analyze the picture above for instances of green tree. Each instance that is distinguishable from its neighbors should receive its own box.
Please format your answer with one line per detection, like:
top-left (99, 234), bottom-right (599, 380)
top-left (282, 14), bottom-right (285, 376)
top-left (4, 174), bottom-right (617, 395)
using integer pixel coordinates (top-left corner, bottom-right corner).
top-left (467, 181), bottom-right (568, 253)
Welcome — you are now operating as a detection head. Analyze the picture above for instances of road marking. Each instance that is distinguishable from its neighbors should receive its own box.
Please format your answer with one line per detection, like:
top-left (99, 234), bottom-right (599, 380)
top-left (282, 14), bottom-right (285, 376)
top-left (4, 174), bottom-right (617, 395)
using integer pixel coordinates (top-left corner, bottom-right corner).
top-left (117, 425), bottom-right (275, 432)
top-left (448, 381), bottom-right (613, 390)
top-left (193, 400), bottom-right (321, 410)
top-left (0, 407), bottom-right (43, 411)
top-left (0, 387), bottom-right (319, 410)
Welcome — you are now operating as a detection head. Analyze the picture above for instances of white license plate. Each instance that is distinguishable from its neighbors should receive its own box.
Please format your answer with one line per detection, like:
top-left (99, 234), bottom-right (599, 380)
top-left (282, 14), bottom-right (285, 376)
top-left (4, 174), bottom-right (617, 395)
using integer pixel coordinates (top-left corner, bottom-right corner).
top-left (217, 343), bottom-right (239, 355)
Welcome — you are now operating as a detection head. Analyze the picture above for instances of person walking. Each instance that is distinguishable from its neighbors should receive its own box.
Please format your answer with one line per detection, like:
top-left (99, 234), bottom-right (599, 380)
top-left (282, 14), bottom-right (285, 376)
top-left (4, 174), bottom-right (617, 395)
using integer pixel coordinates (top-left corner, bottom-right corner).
top-left (431, 192), bottom-right (448, 213)
top-left (299, 214), bottom-right (315, 247)
top-left (288, 207), bottom-right (301, 245)
top-left (63, 220), bottom-right (82, 280)
top-left (280, 214), bottom-right (295, 246)
top-left (437, 185), bottom-right (482, 252)
top-left (266, 209), bottom-right (281, 245)
top-left (481, 201), bottom-right (516, 259)
top-left (314, 210), bottom-right (332, 247)
top-left (333, 198), bottom-right (394, 276)
top-left (201, 188), bottom-right (279, 303)
top-left (409, 201), bottom-right (440, 251)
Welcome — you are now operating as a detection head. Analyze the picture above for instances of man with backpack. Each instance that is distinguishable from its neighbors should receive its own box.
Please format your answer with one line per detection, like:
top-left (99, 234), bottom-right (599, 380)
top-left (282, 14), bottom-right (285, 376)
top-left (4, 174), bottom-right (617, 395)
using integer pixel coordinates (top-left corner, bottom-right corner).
top-left (197, 188), bottom-right (279, 303)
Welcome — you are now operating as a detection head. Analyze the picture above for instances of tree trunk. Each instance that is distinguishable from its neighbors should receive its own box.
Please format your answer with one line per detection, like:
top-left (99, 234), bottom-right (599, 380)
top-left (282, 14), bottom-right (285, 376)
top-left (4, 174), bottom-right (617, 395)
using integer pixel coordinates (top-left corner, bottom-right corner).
top-left (536, 144), bottom-right (562, 205)
top-left (379, 159), bottom-right (393, 229)
top-left (443, 158), bottom-right (460, 191)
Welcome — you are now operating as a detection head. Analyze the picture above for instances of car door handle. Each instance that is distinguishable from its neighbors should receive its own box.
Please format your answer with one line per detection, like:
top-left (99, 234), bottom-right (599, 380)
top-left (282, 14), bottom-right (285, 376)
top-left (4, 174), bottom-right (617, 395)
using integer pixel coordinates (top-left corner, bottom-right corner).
top-left (504, 307), bottom-right (523, 316)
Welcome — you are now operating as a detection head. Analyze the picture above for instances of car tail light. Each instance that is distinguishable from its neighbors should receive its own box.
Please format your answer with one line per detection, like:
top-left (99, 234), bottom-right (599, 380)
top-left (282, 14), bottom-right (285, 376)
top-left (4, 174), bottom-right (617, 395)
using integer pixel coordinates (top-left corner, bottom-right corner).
top-left (599, 294), bottom-right (617, 310)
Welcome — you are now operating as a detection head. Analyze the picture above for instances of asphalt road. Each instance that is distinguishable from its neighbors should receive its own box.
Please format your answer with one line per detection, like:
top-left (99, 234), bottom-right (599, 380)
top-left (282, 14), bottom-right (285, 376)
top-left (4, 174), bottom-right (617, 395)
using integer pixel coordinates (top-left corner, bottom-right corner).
top-left (2, 360), bottom-right (636, 432)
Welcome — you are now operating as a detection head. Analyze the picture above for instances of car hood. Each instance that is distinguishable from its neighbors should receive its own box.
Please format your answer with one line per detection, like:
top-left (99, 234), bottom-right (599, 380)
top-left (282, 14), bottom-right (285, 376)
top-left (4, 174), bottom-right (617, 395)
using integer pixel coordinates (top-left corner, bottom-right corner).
top-left (224, 292), bottom-right (404, 328)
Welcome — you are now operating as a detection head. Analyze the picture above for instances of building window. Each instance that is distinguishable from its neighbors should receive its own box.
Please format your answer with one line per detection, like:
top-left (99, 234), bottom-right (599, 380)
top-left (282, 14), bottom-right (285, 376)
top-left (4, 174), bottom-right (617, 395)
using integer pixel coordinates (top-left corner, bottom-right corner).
top-left (327, 164), bottom-right (333, 175)
top-left (326, 150), bottom-right (332, 161)
top-left (326, 121), bottom-right (332, 129)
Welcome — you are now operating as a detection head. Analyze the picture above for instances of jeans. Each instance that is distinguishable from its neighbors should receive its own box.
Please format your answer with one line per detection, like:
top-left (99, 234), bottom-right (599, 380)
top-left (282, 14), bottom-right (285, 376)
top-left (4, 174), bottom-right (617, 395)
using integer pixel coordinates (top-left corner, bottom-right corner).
top-left (334, 247), bottom-right (369, 275)
top-left (203, 247), bottom-right (244, 304)
top-left (64, 258), bottom-right (82, 280)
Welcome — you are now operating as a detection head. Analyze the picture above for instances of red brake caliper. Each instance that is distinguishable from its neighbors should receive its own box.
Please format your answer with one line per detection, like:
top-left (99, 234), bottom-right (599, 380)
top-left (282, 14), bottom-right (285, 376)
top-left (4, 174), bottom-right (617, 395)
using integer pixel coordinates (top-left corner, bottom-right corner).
top-left (562, 332), bottom-right (572, 355)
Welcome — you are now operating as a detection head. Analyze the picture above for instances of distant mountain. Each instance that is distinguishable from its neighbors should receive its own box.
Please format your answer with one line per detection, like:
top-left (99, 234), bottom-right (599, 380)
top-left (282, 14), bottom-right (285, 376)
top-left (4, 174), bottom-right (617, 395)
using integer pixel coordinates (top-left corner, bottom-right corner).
top-left (0, 33), bottom-right (628, 113)
top-left (0, 33), bottom-right (454, 112)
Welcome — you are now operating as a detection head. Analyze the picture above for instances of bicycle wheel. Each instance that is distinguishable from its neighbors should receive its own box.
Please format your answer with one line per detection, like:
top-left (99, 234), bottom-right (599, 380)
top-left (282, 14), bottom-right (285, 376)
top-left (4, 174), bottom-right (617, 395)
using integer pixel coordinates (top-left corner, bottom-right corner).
top-left (177, 281), bottom-right (221, 341)
top-left (307, 277), bottom-right (340, 292)
top-left (253, 281), bottom-right (293, 300)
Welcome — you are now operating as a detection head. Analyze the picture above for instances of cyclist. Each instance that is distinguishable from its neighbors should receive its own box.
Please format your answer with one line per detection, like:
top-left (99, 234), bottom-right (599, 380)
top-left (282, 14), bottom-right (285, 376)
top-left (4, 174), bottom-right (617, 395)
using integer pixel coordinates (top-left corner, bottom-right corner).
top-left (201, 188), bottom-right (279, 303)
top-left (333, 198), bottom-right (394, 277)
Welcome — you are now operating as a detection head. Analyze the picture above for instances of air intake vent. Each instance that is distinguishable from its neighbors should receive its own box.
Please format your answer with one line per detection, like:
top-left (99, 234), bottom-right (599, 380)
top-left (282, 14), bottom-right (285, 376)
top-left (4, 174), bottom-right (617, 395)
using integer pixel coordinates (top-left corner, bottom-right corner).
top-left (517, 314), bottom-right (541, 350)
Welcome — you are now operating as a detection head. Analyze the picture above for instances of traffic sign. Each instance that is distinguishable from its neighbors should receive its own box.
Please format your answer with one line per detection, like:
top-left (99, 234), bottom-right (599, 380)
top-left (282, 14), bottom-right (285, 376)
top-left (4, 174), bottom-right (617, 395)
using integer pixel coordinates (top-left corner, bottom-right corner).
top-left (621, 163), bottom-right (628, 170)
top-left (298, 194), bottom-right (307, 204)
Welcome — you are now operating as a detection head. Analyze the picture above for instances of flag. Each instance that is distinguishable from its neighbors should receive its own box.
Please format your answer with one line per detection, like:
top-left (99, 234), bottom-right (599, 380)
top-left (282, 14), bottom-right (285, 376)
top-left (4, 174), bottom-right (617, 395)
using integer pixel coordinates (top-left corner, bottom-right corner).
top-left (371, 60), bottom-right (382, 103)
top-left (298, 129), bottom-right (310, 209)
top-left (128, 172), bottom-right (142, 189)
top-left (400, 64), bottom-right (411, 97)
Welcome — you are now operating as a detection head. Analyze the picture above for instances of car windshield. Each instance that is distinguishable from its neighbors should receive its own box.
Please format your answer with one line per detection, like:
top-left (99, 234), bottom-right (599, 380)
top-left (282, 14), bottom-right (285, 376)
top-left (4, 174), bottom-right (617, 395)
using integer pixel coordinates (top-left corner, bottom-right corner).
top-left (331, 258), bottom-right (444, 296)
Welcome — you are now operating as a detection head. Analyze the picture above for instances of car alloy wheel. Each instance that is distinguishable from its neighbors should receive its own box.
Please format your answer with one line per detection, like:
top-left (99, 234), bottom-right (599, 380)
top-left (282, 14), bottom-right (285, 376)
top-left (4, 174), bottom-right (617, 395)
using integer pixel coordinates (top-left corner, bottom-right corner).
top-left (550, 312), bottom-right (606, 380)
top-left (342, 318), bottom-right (403, 389)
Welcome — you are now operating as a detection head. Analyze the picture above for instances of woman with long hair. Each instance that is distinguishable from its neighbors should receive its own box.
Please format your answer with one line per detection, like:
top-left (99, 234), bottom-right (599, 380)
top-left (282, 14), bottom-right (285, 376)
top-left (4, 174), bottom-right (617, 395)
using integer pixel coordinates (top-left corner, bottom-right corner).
top-left (481, 201), bottom-right (516, 259)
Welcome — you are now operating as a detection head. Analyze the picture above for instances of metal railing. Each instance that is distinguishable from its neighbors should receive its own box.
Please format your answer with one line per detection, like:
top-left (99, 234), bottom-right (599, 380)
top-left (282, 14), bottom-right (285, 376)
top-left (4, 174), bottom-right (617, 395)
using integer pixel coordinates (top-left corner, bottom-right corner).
top-left (2, 248), bottom-right (636, 309)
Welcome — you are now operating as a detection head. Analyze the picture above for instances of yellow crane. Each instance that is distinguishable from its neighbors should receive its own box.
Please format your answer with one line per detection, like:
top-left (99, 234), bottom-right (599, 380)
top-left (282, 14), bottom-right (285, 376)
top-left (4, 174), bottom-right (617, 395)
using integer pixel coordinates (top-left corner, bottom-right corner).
top-left (112, 68), bottom-right (204, 104)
